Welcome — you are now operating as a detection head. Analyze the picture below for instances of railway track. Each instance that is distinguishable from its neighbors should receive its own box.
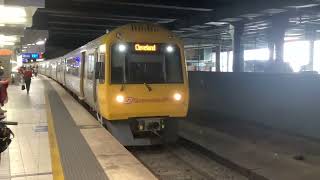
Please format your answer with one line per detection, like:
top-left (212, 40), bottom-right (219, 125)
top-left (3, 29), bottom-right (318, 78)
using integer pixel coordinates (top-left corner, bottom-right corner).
top-left (61, 80), bottom-right (248, 179)
top-left (129, 139), bottom-right (248, 180)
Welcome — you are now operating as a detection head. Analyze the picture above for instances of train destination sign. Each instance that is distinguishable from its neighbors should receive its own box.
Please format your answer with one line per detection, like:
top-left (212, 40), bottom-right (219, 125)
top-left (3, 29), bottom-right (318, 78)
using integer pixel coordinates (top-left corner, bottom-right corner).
top-left (134, 44), bottom-right (157, 52)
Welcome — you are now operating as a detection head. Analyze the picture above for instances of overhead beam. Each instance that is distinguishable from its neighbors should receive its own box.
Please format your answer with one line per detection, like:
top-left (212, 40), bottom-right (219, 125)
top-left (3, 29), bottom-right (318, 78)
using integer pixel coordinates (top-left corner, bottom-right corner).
top-left (71, 0), bottom-right (214, 11)
top-left (48, 21), bottom-right (118, 28)
top-left (39, 8), bottom-right (177, 22)
top-left (175, 0), bottom-right (319, 28)
top-left (78, 1), bottom-right (212, 12)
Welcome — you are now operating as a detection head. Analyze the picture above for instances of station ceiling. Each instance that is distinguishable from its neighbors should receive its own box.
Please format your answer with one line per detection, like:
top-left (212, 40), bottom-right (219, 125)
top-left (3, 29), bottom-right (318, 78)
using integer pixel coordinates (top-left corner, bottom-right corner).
top-left (31, 0), bottom-right (320, 56)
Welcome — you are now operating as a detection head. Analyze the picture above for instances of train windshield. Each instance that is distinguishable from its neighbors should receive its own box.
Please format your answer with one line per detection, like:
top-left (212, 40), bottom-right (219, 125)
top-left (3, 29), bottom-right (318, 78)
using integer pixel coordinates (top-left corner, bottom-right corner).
top-left (111, 43), bottom-right (184, 84)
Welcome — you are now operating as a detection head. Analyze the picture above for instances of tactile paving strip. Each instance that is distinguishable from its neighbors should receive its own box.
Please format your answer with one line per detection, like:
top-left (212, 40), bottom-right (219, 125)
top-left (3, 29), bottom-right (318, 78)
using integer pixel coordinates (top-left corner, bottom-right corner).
top-left (44, 80), bottom-right (108, 180)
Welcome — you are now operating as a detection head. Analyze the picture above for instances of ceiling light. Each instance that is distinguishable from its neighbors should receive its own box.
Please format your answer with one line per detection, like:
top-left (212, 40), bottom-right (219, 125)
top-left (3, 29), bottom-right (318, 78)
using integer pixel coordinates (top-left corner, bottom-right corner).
top-left (0, 6), bottom-right (26, 25)
top-left (0, 6), bottom-right (26, 17)
top-left (0, 24), bottom-right (4, 26)
top-left (205, 22), bottom-right (228, 26)
top-left (0, 35), bottom-right (17, 42)
top-left (0, 17), bottom-right (26, 24)
top-left (220, 18), bottom-right (243, 22)
top-left (36, 40), bottom-right (45, 45)
top-left (0, 41), bottom-right (14, 46)
top-left (284, 37), bottom-right (300, 41)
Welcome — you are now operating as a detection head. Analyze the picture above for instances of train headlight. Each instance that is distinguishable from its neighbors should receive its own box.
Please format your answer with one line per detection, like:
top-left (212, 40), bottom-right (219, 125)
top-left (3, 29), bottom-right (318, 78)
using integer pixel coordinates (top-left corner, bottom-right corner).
top-left (166, 45), bottom-right (174, 53)
top-left (118, 44), bottom-right (126, 52)
top-left (116, 95), bottom-right (125, 103)
top-left (173, 93), bottom-right (182, 101)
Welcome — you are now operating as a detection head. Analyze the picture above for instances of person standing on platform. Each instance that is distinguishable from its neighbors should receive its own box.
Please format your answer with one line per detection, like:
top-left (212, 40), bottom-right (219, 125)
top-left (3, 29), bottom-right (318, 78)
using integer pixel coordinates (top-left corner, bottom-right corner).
top-left (23, 67), bottom-right (33, 94)
top-left (33, 65), bottom-right (38, 77)
top-left (0, 65), bottom-right (8, 118)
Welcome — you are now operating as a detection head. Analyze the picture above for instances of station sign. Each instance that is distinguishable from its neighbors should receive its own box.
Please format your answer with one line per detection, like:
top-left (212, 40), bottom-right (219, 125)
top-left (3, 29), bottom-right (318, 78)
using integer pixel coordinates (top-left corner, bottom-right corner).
top-left (22, 53), bottom-right (43, 63)
top-left (22, 53), bottom-right (31, 59)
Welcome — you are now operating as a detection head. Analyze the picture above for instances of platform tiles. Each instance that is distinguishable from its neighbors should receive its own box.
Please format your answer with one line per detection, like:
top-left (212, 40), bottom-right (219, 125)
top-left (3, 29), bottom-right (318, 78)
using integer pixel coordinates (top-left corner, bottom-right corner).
top-left (0, 77), bottom-right (52, 180)
top-left (179, 119), bottom-right (320, 180)
top-left (0, 77), bottom-right (156, 180)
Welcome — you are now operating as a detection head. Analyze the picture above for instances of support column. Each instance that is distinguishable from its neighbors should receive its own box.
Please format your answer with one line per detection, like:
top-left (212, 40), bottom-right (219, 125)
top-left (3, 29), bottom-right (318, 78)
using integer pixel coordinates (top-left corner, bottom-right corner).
top-left (231, 23), bottom-right (244, 72)
top-left (268, 40), bottom-right (274, 61)
top-left (306, 25), bottom-right (316, 71)
top-left (270, 15), bottom-right (289, 63)
top-left (265, 14), bottom-right (291, 73)
top-left (216, 45), bottom-right (221, 72)
top-left (309, 39), bottom-right (315, 70)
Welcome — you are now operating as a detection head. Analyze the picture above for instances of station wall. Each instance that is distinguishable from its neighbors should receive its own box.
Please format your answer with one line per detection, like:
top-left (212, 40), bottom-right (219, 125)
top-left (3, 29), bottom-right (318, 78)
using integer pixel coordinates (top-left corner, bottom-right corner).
top-left (188, 72), bottom-right (320, 139)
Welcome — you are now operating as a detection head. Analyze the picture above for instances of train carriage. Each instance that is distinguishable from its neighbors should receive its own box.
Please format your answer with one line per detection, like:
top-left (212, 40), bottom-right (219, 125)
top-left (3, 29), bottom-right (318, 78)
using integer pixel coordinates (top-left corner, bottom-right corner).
top-left (40, 23), bottom-right (189, 145)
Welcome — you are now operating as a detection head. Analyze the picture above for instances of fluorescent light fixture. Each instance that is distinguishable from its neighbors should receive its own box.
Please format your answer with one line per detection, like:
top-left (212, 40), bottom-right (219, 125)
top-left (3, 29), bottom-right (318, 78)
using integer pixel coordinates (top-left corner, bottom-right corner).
top-left (0, 41), bottom-right (14, 46)
top-left (205, 22), bottom-right (228, 26)
top-left (0, 6), bottom-right (26, 17)
top-left (0, 17), bottom-right (26, 24)
top-left (0, 6), bottom-right (26, 25)
top-left (0, 24), bottom-right (4, 26)
top-left (284, 36), bottom-right (301, 41)
top-left (0, 35), bottom-right (17, 46)
top-left (0, 35), bottom-right (17, 42)
top-left (36, 40), bottom-right (45, 45)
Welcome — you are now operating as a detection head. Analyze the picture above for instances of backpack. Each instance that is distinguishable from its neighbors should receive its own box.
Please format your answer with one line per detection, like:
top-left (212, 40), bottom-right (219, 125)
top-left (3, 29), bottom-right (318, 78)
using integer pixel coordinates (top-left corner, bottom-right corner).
top-left (0, 124), bottom-right (14, 153)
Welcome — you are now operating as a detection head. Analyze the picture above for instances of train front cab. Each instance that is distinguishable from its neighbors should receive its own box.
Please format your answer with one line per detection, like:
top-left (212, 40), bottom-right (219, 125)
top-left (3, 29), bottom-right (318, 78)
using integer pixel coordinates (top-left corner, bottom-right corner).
top-left (95, 24), bottom-right (189, 146)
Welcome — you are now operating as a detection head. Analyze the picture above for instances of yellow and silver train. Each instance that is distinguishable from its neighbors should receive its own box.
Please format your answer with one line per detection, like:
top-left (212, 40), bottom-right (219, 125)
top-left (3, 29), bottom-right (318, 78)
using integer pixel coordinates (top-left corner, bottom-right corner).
top-left (39, 23), bottom-right (189, 145)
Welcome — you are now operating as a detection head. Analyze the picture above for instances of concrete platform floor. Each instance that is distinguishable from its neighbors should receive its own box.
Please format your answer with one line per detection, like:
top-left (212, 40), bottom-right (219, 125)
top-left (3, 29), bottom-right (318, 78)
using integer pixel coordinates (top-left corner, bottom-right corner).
top-left (0, 77), bottom-right (51, 180)
top-left (0, 77), bottom-right (156, 180)
top-left (179, 117), bottom-right (320, 180)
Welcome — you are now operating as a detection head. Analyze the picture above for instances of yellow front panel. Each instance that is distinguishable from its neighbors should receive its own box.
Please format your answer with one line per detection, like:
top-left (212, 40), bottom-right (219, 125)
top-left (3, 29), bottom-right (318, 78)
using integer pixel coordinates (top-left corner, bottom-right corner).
top-left (100, 84), bottom-right (189, 120)
top-left (96, 23), bottom-right (189, 121)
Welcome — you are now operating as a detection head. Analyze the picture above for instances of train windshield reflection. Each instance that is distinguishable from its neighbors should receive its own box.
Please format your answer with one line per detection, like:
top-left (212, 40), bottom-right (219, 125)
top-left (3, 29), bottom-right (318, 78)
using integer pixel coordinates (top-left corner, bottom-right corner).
top-left (111, 43), bottom-right (184, 84)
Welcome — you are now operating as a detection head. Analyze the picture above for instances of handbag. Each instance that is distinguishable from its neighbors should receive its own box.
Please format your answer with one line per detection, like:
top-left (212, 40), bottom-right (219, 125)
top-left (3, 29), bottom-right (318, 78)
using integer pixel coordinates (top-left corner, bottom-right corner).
top-left (21, 85), bottom-right (25, 90)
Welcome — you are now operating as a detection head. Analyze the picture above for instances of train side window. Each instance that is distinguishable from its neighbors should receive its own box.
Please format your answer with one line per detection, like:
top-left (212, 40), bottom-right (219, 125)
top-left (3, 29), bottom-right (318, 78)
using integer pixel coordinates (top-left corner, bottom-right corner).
top-left (66, 57), bottom-right (80, 77)
top-left (96, 53), bottom-right (105, 83)
top-left (87, 54), bottom-right (95, 80)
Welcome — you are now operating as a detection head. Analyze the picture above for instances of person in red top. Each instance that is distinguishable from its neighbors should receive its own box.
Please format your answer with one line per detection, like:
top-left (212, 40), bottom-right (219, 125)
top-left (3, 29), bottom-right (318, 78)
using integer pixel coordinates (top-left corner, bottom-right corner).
top-left (23, 67), bottom-right (33, 94)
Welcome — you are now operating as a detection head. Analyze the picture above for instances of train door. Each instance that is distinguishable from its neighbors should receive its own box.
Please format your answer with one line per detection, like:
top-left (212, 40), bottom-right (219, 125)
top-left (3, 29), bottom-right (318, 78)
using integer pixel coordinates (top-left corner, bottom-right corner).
top-left (80, 51), bottom-right (86, 100)
top-left (62, 58), bottom-right (66, 85)
top-left (93, 49), bottom-right (98, 104)
top-left (83, 50), bottom-right (96, 107)
top-left (55, 61), bottom-right (58, 80)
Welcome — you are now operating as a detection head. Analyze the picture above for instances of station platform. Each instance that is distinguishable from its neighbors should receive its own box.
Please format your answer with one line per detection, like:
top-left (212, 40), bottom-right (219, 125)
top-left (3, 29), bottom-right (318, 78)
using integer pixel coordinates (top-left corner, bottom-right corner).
top-left (179, 117), bottom-right (320, 180)
top-left (0, 76), bottom-right (156, 180)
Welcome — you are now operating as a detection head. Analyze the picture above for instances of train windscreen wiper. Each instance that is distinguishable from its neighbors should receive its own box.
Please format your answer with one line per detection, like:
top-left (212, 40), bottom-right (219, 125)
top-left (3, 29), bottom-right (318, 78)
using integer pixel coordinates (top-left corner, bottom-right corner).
top-left (144, 83), bottom-right (152, 92)
top-left (120, 77), bottom-right (126, 92)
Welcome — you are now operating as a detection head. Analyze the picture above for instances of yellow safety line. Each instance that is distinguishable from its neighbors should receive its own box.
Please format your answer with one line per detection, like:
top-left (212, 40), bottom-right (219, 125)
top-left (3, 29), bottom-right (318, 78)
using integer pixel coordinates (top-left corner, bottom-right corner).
top-left (45, 94), bottom-right (65, 180)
